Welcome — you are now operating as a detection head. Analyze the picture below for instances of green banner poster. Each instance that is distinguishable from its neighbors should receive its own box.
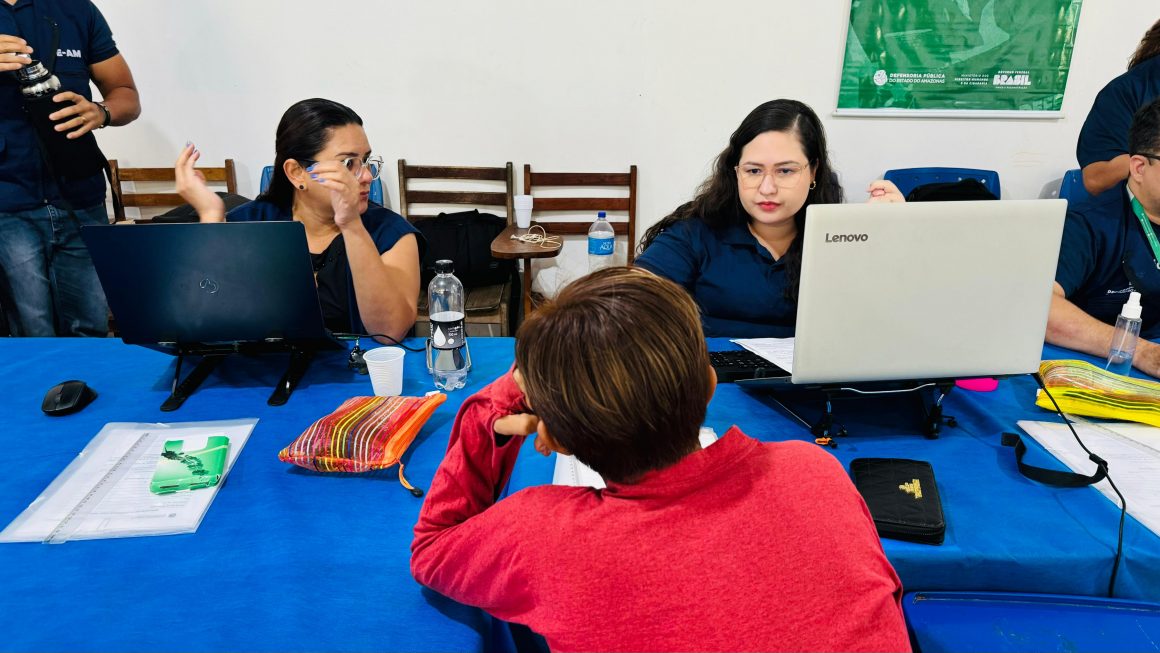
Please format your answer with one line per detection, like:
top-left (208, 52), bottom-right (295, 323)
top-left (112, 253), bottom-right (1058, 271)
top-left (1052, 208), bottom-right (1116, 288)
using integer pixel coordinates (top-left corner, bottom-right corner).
top-left (837, 0), bottom-right (1083, 115)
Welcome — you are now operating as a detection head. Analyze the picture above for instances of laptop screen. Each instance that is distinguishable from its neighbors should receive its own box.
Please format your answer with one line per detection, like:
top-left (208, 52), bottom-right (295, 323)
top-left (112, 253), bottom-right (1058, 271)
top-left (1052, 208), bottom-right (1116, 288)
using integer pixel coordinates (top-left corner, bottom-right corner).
top-left (82, 222), bottom-right (333, 350)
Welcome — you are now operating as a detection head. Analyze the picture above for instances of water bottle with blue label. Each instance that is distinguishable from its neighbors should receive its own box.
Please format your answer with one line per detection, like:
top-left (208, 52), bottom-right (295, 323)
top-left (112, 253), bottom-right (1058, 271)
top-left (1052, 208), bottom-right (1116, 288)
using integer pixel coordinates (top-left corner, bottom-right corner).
top-left (426, 260), bottom-right (471, 391)
top-left (587, 211), bottom-right (615, 272)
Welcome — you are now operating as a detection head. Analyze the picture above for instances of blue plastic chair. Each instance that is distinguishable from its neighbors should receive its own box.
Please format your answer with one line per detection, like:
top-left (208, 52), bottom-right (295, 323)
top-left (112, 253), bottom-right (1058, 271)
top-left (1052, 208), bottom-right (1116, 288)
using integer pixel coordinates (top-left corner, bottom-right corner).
top-left (1059, 168), bottom-right (1092, 206)
top-left (904, 591), bottom-right (1160, 653)
top-left (883, 167), bottom-right (1001, 199)
top-left (259, 165), bottom-right (385, 206)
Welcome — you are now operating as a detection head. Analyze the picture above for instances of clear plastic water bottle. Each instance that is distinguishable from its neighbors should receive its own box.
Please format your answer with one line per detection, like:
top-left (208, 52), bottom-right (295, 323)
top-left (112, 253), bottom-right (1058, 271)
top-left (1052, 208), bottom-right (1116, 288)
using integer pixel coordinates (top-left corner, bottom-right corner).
top-left (426, 260), bottom-right (471, 391)
top-left (588, 211), bottom-right (615, 272)
top-left (1106, 291), bottom-right (1143, 376)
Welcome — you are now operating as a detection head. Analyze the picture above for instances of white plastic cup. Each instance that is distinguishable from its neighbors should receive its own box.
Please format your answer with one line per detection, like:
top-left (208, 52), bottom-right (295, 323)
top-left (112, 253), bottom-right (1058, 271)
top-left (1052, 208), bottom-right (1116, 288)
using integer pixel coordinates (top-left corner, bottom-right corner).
top-left (514, 195), bottom-right (533, 228)
top-left (364, 346), bottom-right (406, 396)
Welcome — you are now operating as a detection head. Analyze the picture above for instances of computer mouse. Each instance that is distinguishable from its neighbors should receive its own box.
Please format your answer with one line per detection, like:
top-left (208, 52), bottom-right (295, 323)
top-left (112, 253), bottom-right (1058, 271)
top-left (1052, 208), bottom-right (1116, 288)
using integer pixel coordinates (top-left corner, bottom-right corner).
top-left (42, 380), bottom-right (97, 416)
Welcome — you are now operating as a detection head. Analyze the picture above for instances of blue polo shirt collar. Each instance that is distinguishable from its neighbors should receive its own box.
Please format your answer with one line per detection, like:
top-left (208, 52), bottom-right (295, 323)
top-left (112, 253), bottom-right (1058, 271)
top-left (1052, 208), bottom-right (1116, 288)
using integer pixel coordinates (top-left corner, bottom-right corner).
top-left (719, 221), bottom-right (785, 265)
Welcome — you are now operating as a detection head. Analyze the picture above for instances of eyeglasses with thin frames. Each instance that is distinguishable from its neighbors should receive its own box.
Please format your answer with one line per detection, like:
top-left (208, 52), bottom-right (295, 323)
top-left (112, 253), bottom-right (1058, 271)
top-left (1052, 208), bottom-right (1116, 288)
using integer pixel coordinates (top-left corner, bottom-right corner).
top-left (734, 163), bottom-right (809, 190)
top-left (1134, 152), bottom-right (1160, 163)
top-left (300, 155), bottom-right (385, 180)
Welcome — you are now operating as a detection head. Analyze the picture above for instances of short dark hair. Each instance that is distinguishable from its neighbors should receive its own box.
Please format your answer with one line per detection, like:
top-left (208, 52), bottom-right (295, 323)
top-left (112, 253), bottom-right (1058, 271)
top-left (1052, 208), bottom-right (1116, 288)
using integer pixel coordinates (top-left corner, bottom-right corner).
top-left (259, 98), bottom-right (363, 210)
top-left (638, 99), bottom-right (844, 301)
top-left (1129, 97), bottom-right (1160, 157)
top-left (514, 267), bottom-right (711, 484)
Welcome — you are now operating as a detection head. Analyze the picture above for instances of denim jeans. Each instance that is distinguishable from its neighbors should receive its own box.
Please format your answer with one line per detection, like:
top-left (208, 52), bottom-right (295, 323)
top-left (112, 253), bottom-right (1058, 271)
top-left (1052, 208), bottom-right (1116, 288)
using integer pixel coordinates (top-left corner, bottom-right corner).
top-left (0, 203), bottom-right (109, 336)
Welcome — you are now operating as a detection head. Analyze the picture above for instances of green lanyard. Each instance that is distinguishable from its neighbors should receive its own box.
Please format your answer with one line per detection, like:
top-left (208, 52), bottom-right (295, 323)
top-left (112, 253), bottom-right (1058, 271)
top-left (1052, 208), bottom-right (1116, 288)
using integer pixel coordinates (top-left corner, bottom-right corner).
top-left (1130, 196), bottom-right (1160, 269)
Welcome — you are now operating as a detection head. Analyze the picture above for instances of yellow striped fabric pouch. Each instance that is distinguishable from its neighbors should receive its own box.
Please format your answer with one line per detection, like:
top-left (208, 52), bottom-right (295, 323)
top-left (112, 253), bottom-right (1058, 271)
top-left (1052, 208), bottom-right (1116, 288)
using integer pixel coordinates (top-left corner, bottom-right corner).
top-left (1035, 359), bottom-right (1160, 427)
top-left (278, 394), bottom-right (446, 495)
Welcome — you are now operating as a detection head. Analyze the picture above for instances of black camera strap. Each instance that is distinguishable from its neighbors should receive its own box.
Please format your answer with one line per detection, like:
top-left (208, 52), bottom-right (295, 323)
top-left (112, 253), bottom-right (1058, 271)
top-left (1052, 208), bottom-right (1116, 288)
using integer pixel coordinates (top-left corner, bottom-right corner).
top-left (16, 15), bottom-right (120, 221)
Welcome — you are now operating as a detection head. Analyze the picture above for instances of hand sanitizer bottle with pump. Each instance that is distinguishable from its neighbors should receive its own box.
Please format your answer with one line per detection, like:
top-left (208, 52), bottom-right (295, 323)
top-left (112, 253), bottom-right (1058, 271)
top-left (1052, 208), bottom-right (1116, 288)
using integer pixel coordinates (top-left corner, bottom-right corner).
top-left (1106, 291), bottom-right (1143, 376)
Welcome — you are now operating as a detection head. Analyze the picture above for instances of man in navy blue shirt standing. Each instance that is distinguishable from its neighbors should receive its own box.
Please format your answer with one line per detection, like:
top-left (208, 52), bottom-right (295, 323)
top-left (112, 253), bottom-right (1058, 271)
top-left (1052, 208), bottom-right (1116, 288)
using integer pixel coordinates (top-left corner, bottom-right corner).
top-left (0, 0), bottom-right (139, 336)
top-left (1077, 19), bottom-right (1160, 196)
top-left (1050, 97), bottom-right (1160, 377)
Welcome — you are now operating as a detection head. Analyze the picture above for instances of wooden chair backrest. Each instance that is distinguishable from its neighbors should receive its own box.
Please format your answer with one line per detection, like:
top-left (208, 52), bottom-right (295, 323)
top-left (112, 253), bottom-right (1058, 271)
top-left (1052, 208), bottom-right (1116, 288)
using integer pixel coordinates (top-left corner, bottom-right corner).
top-left (108, 159), bottom-right (237, 222)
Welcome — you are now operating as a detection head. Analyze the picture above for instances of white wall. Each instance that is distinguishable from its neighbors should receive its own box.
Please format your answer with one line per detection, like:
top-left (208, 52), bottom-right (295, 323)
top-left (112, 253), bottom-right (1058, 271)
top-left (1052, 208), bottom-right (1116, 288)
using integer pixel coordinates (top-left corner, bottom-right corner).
top-left (94, 0), bottom-right (1157, 272)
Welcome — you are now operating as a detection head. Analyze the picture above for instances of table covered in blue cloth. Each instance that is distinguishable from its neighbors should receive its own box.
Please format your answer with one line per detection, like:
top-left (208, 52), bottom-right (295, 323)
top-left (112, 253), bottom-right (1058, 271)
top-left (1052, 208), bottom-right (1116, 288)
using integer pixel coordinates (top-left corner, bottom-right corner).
top-left (1, 337), bottom-right (1157, 652)
top-left (0, 337), bottom-right (517, 653)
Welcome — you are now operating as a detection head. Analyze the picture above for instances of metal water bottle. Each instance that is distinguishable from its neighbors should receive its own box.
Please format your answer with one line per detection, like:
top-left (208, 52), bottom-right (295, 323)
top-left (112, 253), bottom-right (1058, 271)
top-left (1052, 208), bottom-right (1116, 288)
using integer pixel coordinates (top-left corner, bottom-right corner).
top-left (426, 260), bottom-right (471, 391)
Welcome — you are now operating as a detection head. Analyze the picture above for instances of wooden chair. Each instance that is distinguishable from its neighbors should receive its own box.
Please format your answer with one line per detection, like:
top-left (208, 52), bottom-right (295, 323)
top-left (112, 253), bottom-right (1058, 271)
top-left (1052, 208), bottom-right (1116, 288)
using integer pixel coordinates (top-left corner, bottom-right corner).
top-left (397, 160), bottom-right (519, 336)
top-left (108, 159), bottom-right (237, 222)
top-left (521, 164), bottom-right (638, 309)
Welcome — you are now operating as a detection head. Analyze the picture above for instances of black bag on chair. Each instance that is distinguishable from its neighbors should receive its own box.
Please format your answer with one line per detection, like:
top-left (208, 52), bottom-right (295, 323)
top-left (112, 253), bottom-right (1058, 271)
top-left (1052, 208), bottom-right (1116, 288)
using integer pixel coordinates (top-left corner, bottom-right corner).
top-left (412, 210), bottom-right (515, 288)
top-left (906, 178), bottom-right (998, 202)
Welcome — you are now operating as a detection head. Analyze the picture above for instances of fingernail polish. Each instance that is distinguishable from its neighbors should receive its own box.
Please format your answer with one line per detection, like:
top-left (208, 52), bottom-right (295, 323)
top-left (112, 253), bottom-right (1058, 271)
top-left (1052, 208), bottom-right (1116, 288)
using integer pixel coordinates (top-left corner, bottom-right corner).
top-left (306, 164), bottom-right (315, 172)
top-left (310, 174), bottom-right (319, 180)
top-left (185, 141), bottom-right (192, 148)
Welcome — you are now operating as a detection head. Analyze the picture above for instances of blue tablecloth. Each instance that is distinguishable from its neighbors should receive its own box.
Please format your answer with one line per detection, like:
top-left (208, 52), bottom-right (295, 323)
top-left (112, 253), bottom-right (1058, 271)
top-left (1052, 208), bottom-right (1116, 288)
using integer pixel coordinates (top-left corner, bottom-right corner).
top-left (0, 337), bottom-right (522, 653)
top-left (2, 337), bottom-right (1158, 653)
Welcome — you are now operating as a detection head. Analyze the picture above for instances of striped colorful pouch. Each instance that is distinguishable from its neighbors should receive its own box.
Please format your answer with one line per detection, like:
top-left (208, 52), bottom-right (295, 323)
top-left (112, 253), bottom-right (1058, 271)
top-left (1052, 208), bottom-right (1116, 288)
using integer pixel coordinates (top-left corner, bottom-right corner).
top-left (278, 393), bottom-right (446, 495)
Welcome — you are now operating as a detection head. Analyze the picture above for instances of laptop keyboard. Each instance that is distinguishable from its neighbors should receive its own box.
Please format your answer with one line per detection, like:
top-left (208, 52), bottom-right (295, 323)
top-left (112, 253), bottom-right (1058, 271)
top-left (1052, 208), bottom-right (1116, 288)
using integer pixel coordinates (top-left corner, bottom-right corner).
top-left (709, 350), bottom-right (790, 383)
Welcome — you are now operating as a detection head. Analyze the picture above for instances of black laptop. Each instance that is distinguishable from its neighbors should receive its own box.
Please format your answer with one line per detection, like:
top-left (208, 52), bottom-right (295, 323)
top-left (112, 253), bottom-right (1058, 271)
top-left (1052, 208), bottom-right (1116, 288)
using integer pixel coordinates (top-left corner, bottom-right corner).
top-left (82, 221), bottom-right (338, 352)
top-left (82, 221), bottom-right (344, 410)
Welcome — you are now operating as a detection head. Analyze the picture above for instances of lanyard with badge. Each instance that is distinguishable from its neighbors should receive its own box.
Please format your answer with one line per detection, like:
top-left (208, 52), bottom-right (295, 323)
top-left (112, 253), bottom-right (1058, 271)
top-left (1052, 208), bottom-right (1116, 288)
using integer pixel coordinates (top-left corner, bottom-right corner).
top-left (1130, 195), bottom-right (1160, 271)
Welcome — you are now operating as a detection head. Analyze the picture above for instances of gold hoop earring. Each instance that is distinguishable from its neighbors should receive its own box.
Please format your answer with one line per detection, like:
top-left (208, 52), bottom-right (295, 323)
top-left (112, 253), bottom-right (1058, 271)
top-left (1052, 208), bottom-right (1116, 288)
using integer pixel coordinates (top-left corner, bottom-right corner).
top-left (809, 180), bottom-right (817, 190)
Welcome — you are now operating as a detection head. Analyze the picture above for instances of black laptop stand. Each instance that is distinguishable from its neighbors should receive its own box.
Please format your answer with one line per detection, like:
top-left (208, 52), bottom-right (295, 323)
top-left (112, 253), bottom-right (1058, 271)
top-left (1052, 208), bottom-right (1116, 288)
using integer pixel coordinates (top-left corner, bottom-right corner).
top-left (159, 341), bottom-right (326, 412)
top-left (768, 380), bottom-right (958, 448)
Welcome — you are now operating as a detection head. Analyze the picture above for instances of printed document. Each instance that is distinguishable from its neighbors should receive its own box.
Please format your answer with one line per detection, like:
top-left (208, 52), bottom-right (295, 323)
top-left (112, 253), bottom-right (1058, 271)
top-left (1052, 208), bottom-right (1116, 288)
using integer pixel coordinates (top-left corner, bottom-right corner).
top-left (1018, 419), bottom-right (1160, 538)
top-left (0, 419), bottom-right (255, 543)
top-left (731, 338), bottom-right (795, 373)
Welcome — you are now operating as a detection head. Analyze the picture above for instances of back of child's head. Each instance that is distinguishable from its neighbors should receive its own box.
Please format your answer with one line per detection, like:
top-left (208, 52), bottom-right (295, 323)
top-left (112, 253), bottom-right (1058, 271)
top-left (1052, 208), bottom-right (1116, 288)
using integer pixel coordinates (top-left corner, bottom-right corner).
top-left (515, 266), bottom-right (711, 484)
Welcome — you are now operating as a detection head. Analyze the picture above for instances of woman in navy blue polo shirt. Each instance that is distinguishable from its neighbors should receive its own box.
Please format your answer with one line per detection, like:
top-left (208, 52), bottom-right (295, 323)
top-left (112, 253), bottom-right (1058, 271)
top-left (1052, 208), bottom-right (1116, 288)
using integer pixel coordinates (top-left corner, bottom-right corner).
top-left (635, 99), bottom-right (903, 338)
top-left (175, 98), bottom-right (422, 343)
top-left (1078, 19), bottom-right (1160, 196)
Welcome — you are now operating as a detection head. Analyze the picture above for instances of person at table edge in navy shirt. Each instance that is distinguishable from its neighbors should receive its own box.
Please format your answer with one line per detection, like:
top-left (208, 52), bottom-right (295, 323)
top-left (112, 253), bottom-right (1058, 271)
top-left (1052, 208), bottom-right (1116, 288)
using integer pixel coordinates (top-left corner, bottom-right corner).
top-left (635, 99), bottom-right (903, 338)
top-left (176, 98), bottom-right (423, 343)
top-left (1077, 18), bottom-right (1160, 196)
top-left (0, 0), bottom-right (140, 336)
top-left (1050, 97), bottom-right (1160, 377)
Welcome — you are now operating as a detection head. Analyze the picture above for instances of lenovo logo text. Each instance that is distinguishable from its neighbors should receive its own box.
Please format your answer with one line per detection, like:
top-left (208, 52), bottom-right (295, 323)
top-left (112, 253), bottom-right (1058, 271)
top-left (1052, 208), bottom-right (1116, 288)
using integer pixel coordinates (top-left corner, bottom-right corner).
top-left (824, 233), bottom-right (869, 243)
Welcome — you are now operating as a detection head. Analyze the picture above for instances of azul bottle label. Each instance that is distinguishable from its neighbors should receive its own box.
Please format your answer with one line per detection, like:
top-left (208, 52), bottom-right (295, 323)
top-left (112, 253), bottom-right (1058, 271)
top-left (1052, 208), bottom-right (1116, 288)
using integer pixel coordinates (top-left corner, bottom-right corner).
top-left (588, 237), bottom-right (614, 255)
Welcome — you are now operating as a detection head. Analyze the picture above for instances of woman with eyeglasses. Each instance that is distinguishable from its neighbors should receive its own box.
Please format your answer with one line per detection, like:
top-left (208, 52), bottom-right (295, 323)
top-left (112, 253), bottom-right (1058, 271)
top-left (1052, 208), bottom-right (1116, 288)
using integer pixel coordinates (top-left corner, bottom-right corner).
top-left (635, 99), bottom-right (903, 338)
top-left (175, 98), bottom-right (422, 343)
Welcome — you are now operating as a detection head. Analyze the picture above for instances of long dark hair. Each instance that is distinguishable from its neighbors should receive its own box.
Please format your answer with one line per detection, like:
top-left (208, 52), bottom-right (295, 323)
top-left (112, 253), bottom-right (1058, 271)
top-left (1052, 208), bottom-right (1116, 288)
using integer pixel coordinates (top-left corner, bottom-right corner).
top-left (258, 98), bottom-right (364, 210)
top-left (1130, 19), bottom-right (1160, 69)
top-left (639, 99), bottom-right (843, 301)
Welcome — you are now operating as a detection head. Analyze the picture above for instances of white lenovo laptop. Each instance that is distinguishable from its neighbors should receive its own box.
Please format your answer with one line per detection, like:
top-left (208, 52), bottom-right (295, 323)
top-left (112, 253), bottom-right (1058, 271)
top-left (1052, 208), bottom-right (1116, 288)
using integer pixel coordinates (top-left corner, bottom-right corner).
top-left (738, 199), bottom-right (1066, 388)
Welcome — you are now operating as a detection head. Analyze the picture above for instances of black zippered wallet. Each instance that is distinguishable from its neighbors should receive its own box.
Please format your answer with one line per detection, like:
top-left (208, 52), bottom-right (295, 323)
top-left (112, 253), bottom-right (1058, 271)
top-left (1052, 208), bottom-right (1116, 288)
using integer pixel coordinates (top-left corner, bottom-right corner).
top-left (850, 458), bottom-right (945, 545)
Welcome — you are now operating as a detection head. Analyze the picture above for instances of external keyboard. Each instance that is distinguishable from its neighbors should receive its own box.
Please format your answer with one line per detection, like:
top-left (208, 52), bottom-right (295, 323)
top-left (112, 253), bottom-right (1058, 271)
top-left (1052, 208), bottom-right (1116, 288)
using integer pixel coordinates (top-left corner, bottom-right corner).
top-left (709, 349), bottom-right (790, 383)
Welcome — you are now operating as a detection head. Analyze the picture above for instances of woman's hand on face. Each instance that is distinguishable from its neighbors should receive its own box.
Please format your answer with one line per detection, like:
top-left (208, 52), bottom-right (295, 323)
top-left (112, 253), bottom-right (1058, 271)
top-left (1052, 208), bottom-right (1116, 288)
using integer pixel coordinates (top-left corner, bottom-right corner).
top-left (308, 161), bottom-right (362, 229)
top-left (866, 179), bottom-right (906, 203)
top-left (174, 143), bottom-right (226, 217)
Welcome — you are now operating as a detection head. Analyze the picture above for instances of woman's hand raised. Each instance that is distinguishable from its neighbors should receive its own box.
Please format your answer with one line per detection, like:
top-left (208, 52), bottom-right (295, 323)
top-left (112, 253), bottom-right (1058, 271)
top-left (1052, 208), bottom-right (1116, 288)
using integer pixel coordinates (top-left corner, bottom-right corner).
top-left (174, 143), bottom-right (226, 222)
top-left (866, 179), bottom-right (906, 204)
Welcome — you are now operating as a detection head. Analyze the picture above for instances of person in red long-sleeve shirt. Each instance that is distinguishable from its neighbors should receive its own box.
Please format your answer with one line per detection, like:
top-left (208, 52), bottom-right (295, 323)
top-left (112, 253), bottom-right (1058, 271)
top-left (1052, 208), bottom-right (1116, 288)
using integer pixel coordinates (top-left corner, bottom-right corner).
top-left (411, 267), bottom-right (910, 653)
